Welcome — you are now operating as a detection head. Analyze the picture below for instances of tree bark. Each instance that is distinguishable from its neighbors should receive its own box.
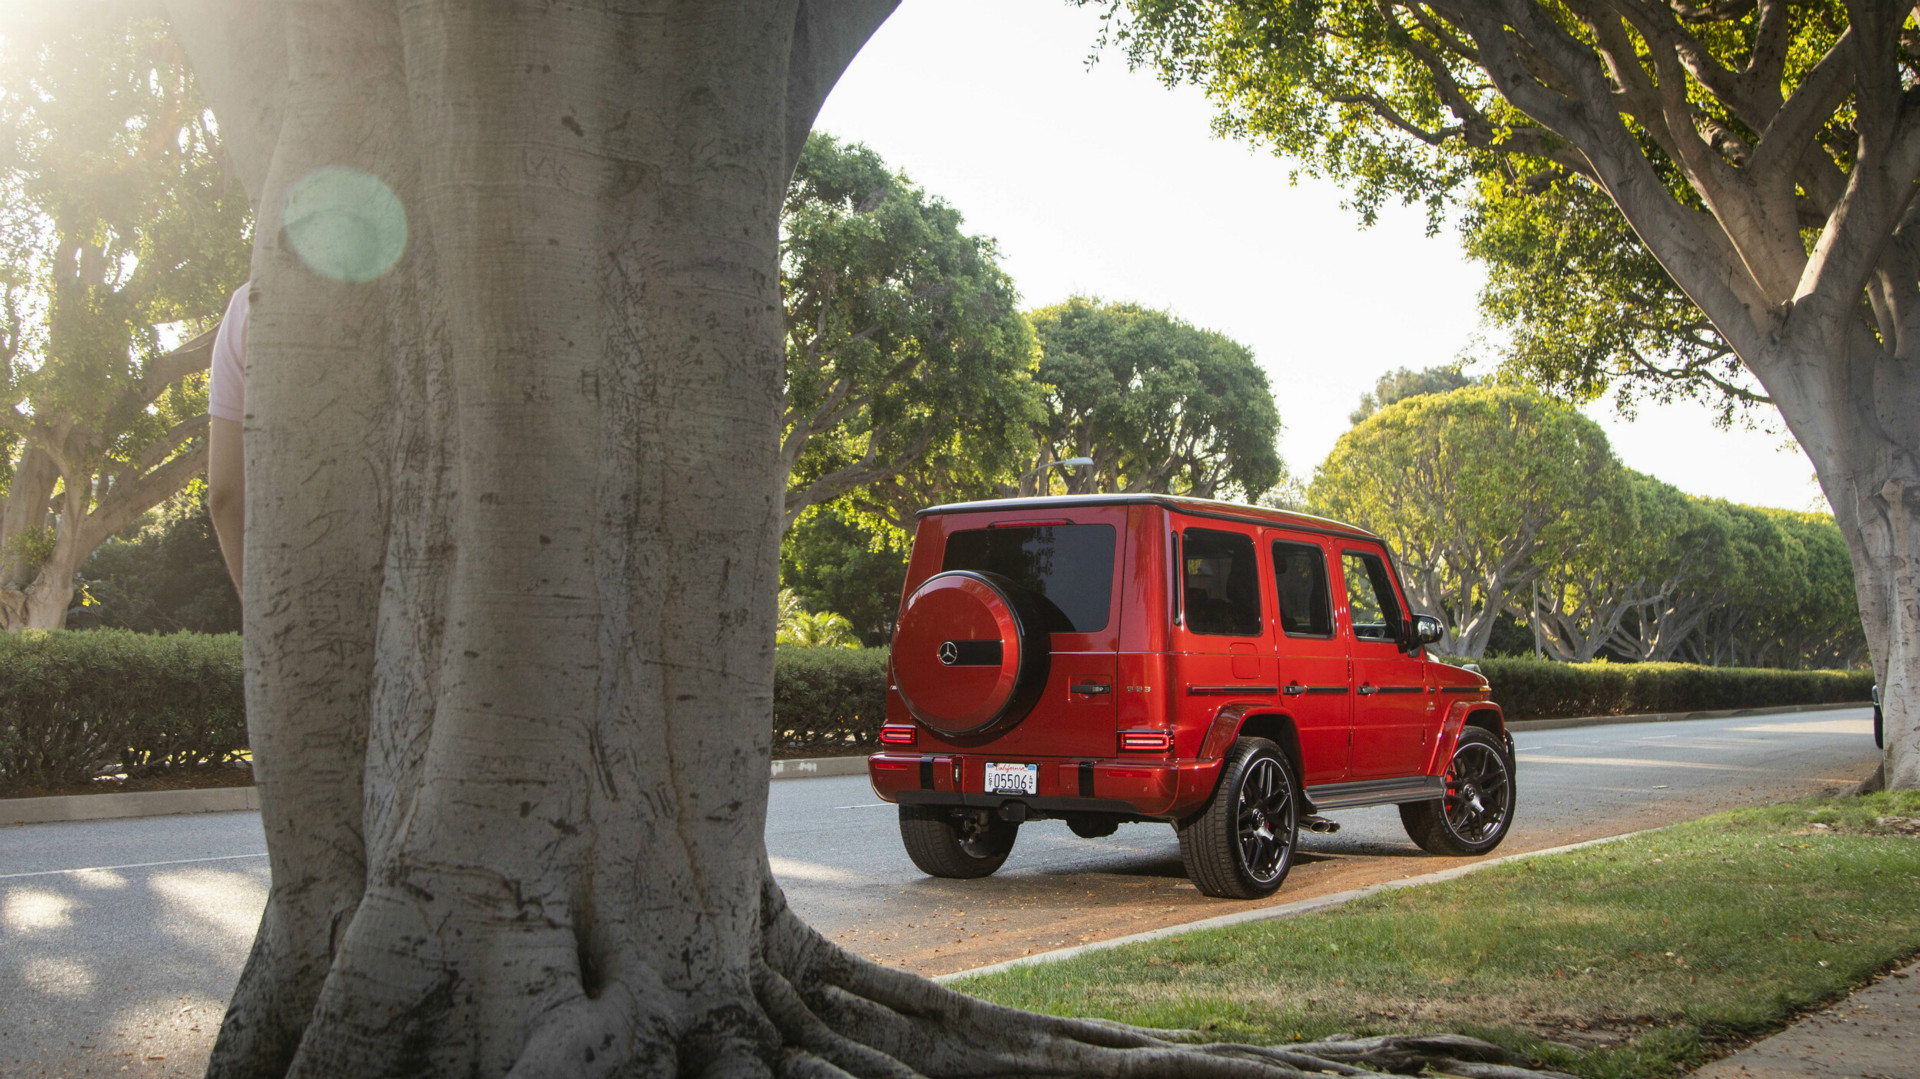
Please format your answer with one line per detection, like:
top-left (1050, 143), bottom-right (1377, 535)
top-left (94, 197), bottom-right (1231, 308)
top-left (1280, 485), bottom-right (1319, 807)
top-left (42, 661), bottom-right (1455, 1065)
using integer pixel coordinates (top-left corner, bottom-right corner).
top-left (166, 3), bottom-right (1582, 1075)
top-left (1762, 315), bottom-right (1920, 788)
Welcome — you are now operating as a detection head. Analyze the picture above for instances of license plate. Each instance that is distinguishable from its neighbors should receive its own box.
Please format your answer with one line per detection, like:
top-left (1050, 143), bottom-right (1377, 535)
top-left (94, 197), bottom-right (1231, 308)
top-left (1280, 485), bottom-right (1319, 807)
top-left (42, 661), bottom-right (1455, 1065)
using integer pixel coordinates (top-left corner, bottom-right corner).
top-left (984, 762), bottom-right (1038, 795)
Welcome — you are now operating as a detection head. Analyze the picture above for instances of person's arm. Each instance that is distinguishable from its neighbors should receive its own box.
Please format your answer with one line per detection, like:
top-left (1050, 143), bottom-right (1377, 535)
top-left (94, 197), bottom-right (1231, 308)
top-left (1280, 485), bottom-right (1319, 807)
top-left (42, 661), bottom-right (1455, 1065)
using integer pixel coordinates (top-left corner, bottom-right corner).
top-left (208, 416), bottom-right (244, 598)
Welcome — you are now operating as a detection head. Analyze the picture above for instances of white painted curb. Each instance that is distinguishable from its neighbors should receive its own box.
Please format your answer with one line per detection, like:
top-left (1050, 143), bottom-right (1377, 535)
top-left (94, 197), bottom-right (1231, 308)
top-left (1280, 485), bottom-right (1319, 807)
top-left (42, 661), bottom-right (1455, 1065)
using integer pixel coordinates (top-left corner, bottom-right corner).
top-left (769, 755), bottom-right (869, 781)
top-left (935, 828), bottom-right (1662, 984)
top-left (1, 785), bottom-right (260, 826)
top-left (0, 758), bottom-right (864, 827)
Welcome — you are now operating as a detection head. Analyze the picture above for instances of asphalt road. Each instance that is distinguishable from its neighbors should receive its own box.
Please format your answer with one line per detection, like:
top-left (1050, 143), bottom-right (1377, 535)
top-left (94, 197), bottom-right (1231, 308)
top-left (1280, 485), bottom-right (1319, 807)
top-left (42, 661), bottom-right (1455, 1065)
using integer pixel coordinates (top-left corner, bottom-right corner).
top-left (0, 708), bottom-right (1880, 1077)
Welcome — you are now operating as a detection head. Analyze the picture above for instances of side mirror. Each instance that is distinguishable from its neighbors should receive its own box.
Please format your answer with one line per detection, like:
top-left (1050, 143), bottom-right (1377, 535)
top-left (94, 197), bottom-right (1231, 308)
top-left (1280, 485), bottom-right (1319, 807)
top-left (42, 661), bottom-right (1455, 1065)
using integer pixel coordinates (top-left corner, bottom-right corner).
top-left (1405, 614), bottom-right (1444, 651)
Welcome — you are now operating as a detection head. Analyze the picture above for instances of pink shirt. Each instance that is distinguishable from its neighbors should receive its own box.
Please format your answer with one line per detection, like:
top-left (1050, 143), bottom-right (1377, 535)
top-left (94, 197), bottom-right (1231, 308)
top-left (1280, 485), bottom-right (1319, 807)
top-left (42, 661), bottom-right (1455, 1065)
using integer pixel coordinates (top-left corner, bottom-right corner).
top-left (209, 284), bottom-right (248, 423)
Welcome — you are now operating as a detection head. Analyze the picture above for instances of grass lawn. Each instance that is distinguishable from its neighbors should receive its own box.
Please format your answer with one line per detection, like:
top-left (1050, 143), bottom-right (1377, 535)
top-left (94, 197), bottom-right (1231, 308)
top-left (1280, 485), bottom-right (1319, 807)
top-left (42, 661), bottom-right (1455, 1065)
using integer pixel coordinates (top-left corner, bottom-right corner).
top-left (949, 791), bottom-right (1920, 1079)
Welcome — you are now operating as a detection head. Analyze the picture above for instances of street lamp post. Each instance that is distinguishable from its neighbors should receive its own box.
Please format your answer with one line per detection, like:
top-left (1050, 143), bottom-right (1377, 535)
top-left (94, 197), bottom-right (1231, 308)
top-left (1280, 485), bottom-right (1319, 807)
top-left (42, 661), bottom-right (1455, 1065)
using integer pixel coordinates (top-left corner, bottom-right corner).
top-left (1019, 456), bottom-right (1093, 497)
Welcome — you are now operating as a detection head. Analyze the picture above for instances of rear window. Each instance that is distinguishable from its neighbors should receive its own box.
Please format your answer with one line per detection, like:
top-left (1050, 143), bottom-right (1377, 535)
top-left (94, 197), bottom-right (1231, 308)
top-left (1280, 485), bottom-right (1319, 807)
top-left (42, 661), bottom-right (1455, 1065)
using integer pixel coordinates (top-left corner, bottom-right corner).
top-left (942, 524), bottom-right (1116, 633)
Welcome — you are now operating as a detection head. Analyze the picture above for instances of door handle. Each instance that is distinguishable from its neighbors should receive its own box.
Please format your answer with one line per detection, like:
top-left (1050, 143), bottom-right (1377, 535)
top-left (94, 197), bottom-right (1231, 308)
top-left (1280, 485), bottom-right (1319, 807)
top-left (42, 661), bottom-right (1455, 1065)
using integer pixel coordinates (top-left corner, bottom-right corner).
top-left (1071, 681), bottom-right (1111, 695)
top-left (1283, 683), bottom-right (1305, 696)
top-left (1357, 684), bottom-right (1379, 696)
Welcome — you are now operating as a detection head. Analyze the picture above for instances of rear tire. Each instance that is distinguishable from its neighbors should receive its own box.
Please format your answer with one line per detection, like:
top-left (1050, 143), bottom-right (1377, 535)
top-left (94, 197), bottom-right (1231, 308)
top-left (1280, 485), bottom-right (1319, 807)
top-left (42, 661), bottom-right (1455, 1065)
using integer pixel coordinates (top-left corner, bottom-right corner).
top-left (1178, 737), bottom-right (1298, 899)
top-left (899, 805), bottom-right (1018, 878)
top-left (1401, 727), bottom-right (1516, 855)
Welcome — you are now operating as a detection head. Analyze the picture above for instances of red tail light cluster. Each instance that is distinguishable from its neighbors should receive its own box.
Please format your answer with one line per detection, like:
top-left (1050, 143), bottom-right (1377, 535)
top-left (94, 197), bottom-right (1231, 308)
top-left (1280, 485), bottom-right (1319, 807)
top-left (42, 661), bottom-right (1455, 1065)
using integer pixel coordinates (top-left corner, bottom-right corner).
top-left (879, 724), bottom-right (918, 746)
top-left (1118, 730), bottom-right (1171, 752)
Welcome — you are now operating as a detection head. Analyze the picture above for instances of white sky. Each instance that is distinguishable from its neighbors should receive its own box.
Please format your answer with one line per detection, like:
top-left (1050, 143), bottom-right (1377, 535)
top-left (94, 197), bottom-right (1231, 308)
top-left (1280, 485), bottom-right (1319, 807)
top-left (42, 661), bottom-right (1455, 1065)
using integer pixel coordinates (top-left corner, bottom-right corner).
top-left (814, 0), bottom-right (1827, 513)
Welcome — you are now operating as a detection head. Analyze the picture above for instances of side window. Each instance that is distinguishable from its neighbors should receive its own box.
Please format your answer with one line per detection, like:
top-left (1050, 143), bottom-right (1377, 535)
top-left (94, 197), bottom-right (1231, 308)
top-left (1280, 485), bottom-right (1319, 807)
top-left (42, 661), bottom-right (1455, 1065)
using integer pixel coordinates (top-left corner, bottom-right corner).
top-left (1271, 541), bottom-right (1333, 637)
top-left (1182, 528), bottom-right (1262, 636)
top-left (1341, 550), bottom-right (1405, 643)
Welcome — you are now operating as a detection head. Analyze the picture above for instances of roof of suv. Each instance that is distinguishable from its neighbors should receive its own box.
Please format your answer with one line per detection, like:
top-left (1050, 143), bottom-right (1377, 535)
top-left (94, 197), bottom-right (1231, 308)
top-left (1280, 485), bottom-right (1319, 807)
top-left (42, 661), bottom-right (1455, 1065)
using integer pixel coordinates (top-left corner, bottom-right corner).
top-left (916, 493), bottom-right (1382, 542)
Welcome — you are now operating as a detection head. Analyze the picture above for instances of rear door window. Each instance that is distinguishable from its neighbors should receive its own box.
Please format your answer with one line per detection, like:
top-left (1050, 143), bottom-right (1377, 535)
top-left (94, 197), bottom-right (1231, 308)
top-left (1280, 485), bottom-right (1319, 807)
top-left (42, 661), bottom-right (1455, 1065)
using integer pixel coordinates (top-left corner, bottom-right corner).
top-left (942, 524), bottom-right (1116, 632)
top-left (1182, 528), bottom-right (1262, 637)
top-left (1272, 540), bottom-right (1333, 637)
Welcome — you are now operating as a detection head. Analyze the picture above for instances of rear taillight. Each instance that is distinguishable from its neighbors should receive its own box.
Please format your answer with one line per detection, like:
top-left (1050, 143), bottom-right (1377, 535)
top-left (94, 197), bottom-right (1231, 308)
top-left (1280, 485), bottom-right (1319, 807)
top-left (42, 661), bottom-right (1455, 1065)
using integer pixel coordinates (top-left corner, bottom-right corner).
top-left (1118, 730), bottom-right (1171, 752)
top-left (879, 724), bottom-right (918, 746)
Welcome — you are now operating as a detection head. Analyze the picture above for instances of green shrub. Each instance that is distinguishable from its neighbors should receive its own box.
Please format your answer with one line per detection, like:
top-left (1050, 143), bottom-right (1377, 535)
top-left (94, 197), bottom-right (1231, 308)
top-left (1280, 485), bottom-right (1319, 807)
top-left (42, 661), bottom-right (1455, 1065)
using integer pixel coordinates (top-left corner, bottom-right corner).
top-left (0, 629), bottom-right (245, 788)
top-left (7, 633), bottom-right (1865, 790)
top-left (773, 645), bottom-right (889, 757)
top-left (1470, 656), bottom-right (1873, 721)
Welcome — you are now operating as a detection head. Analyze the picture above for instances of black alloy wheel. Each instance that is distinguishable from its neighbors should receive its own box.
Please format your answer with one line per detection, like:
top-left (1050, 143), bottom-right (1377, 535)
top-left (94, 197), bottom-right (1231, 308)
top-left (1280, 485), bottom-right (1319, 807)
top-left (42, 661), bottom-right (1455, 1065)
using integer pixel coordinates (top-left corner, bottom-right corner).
top-left (1178, 737), bottom-right (1298, 899)
top-left (898, 805), bottom-right (1018, 878)
top-left (1401, 727), bottom-right (1516, 856)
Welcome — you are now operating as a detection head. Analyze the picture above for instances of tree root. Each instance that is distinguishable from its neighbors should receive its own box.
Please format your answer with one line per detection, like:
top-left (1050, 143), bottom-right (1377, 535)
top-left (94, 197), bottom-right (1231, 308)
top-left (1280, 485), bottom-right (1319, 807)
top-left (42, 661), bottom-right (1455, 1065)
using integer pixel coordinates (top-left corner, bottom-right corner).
top-left (224, 869), bottom-right (1578, 1079)
top-left (741, 882), bottom-right (1579, 1079)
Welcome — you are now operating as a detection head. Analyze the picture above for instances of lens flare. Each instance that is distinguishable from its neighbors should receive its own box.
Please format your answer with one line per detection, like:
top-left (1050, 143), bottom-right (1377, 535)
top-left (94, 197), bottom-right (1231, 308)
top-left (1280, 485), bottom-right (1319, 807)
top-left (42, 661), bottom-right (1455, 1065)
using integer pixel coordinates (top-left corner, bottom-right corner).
top-left (283, 166), bottom-right (407, 282)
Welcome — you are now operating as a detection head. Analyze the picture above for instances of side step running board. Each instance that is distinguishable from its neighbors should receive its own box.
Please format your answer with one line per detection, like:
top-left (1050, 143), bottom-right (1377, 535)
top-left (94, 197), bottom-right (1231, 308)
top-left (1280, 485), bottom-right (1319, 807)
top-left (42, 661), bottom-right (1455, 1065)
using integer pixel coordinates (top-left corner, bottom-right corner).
top-left (1304, 776), bottom-right (1446, 811)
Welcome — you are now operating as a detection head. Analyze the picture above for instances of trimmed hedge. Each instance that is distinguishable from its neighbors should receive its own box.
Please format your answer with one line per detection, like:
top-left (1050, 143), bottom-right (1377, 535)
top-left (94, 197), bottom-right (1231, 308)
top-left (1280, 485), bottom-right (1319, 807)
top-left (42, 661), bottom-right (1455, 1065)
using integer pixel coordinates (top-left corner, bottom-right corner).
top-left (0, 629), bottom-right (245, 788)
top-left (773, 645), bottom-right (889, 756)
top-left (0, 632), bottom-right (1873, 791)
top-left (1470, 656), bottom-right (1873, 721)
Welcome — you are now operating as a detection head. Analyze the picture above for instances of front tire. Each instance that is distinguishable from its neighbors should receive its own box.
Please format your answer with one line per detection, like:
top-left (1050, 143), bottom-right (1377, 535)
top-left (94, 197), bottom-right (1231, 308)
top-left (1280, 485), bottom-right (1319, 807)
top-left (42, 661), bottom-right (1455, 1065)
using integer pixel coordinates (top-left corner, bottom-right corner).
top-left (1178, 737), bottom-right (1298, 899)
top-left (899, 805), bottom-right (1017, 878)
top-left (1401, 727), bottom-right (1516, 855)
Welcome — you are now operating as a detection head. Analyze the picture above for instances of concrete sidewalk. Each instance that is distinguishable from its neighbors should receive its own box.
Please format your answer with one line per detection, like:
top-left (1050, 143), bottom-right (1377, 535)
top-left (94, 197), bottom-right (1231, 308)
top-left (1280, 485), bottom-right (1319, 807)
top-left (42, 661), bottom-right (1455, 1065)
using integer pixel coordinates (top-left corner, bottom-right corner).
top-left (1690, 957), bottom-right (1920, 1079)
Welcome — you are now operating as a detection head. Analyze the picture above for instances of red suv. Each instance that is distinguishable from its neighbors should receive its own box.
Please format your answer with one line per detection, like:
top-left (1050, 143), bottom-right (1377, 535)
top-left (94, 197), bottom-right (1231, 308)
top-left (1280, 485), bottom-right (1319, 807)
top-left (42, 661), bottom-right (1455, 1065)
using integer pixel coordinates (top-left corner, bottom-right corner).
top-left (867, 494), bottom-right (1516, 899)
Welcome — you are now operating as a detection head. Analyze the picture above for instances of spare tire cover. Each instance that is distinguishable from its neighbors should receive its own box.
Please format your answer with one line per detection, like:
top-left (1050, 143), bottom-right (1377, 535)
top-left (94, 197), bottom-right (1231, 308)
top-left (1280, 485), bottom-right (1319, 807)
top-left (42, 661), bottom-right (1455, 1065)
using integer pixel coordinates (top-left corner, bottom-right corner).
top-left (892, 570), bottom-right (1052, 738)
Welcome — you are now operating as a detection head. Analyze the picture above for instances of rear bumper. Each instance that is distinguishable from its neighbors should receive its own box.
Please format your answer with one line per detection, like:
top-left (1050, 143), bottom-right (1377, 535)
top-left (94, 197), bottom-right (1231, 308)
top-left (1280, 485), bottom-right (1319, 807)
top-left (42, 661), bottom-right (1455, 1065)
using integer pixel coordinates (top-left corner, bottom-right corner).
top-left (868, 752), bottom-right (1221, 820)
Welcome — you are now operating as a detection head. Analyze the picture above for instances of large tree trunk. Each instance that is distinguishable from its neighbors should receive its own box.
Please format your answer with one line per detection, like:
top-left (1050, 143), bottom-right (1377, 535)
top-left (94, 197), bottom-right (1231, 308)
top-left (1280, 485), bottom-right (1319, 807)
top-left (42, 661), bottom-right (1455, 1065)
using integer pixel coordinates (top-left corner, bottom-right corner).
top-left (1766, 316), bottom-right (1920, 790)
top-left (165, 3), bottom-right (1578, 1076)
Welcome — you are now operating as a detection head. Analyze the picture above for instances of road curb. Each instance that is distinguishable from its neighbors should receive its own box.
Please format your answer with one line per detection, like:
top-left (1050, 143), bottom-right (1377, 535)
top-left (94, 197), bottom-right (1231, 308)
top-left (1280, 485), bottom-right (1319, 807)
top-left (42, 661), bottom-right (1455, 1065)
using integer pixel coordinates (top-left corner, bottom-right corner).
top-left (0, 701), bottom-right (1868, 827)
top-left (0, 757), bottom-right (864, 828)
top-left (770, 755), bottom-right (869, 781)
top-left (1506, 699), bottom-right (1867, 732)
top-left (935, 827), bottom-right (1662, 984)
top-left (1, 785), bottom-right (259, 826)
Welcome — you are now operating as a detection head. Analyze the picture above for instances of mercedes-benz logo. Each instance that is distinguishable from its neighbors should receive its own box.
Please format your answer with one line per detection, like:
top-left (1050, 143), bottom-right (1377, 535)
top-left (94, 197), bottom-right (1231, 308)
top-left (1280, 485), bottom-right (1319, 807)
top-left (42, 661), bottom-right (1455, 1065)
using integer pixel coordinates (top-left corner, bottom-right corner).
top-left (938, 641), bottom-right (960, 665)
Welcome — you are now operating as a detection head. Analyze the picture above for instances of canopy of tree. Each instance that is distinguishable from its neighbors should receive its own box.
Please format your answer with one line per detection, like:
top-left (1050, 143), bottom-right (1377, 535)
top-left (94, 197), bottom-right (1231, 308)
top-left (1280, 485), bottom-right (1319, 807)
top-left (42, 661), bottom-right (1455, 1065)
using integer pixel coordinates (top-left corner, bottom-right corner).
top-left (1348, 364), bottom-right (1477, 425)
top-left (1465, 178), bottom-right (1764, 422)
top-left (1092, 0), bottom-right (1920, 787)
top-left (1028, 296), bottom-right (1284, 499)
top-left (781, 133), bottom-right (1041, 532)
top-left (779, 503), bottom-right (908, 647)
top-left (1526, 473), bottom-right (1866, 666)
top-left (0, 11), bottom-right (248, 629)
top-left (1312, 384), bottom-right (1627, 656)
top-left (1311, 386), bottom-right (1863, 663)
top-left (75, 480), bottom-right (239, 634)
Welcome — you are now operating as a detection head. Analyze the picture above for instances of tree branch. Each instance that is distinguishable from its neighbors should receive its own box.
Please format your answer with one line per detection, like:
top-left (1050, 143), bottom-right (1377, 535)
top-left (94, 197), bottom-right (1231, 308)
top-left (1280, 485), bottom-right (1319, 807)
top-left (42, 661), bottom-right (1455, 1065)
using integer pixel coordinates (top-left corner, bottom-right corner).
top-left (160, 0), bottom-right (285, 207)
top-left (1749, 28), bottom-right (1857, 180)
top-left (142, 325), bottom-right (217, 399)
top-left (784, 0), bottom-right (902, 179)
top-left (78, 442), bottom-right (210, 555)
